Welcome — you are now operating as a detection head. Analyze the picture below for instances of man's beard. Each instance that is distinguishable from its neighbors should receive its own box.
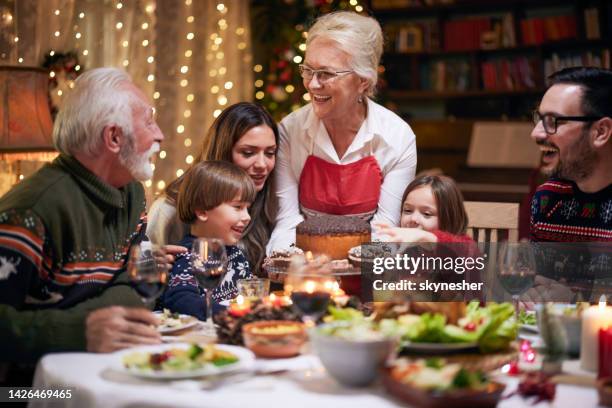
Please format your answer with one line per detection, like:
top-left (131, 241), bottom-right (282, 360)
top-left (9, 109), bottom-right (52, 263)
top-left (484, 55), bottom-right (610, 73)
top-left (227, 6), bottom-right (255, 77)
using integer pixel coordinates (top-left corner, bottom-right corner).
top-left (119, 137), bottom-right (160, 181)
top-left (551, 127), bottom-right (597, 181)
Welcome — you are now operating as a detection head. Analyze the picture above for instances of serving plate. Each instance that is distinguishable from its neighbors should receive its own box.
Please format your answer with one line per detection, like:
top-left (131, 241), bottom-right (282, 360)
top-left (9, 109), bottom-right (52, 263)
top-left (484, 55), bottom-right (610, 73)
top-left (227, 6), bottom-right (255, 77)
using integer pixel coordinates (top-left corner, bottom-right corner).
top-left (153, 311), bottom-right (199, 334)
top-left (401, 341), bottom-right (479, 354)
top-left (113, 343), bottom-right (254, 379)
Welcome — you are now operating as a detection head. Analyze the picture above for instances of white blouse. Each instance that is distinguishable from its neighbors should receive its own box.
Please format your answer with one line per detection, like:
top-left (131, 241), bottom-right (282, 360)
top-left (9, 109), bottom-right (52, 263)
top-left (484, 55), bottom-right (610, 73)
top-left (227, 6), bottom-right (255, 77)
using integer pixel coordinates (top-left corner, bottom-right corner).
top-left (267, 98), bottom-right (417, 253)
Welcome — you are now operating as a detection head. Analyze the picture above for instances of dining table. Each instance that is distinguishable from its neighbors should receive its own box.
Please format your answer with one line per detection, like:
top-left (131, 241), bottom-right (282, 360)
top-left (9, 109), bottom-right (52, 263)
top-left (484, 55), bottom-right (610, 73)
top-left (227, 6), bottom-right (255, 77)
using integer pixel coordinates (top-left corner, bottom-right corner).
top-left (29, 325), bottom-right (603, 408)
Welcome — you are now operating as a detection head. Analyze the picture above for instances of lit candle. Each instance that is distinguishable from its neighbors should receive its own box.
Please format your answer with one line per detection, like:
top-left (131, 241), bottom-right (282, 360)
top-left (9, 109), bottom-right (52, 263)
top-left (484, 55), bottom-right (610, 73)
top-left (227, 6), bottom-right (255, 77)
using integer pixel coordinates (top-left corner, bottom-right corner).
top-left (599, 327), bottom-right (612, 379)
top-left (266, 291), bottom-right (292, 307)
top-left (304, 280), bottom-right (316, 294)
top-left (581, 296), bottom-right (612, 371)
top-left (228, 295), bottom-right (251, 317)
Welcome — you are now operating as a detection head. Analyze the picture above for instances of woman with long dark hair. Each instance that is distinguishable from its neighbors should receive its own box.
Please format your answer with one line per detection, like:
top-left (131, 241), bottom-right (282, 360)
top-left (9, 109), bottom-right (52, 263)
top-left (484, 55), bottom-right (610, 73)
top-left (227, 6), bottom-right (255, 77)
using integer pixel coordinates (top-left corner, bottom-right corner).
top-left (147, 102), bottom-right (278, 276)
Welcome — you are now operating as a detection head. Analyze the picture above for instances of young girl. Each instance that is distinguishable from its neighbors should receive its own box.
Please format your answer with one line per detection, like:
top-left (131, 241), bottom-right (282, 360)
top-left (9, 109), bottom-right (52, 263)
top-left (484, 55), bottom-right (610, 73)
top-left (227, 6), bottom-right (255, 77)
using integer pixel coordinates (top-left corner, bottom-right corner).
top-left (161, 161), bottom-right (256, 320)
top-left (376, 175), bottom-right (482, 303)
top-left (375, 175), bottom-right (473, 244)
top-left (147, 102), bottom-right (278, 276)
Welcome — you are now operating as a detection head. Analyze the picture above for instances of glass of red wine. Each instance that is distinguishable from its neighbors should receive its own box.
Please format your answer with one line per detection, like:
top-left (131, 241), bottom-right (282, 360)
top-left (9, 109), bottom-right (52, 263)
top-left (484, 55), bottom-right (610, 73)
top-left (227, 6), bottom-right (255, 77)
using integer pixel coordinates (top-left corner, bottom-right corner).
top-left (498, 242), bottom-right (536, 317)
top-left (285, 260), bottom-right (335, 327)
top-left (127, 241), bottom-right (170, 307)
top-left (191, 238), bottom-right (228, 332)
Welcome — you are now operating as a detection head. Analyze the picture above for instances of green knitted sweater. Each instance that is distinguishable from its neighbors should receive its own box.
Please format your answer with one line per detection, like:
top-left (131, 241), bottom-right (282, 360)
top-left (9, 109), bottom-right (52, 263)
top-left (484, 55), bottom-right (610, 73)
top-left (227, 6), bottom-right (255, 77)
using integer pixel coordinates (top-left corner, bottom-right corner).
top-left (0, 154), bottom-right (145, 359)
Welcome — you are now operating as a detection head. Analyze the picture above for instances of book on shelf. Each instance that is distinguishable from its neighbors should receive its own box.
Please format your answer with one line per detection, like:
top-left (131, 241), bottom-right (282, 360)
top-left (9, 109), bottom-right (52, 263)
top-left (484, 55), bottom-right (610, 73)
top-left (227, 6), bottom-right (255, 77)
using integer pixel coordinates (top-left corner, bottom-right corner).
top-left (584, 8), bottom-right (601, 40)
top-left (395, 19), bottom-right (439, 53)
top-left (415, 59), bottom-right (472, 92)
top-left (481, 57), bottom-right (537, 91)
top-left (544, 50), bottom-right (612, 78)
top-left (520, 14), bottom-right (577, 45)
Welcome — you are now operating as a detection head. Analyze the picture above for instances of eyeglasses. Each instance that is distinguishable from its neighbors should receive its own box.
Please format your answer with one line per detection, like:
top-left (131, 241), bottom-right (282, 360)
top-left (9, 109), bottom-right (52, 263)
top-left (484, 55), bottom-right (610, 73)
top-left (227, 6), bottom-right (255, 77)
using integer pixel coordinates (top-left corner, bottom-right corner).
top-left (532, 110), bottom-right (603, 135)
top-left (298, 64), bottom-right (353, 83)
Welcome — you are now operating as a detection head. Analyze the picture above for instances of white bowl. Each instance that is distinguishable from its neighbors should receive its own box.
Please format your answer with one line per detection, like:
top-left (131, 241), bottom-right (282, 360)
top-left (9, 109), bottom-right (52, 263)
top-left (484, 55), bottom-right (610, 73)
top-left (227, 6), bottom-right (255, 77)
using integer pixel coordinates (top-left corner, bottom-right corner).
top-left (310, 324), bottom-right (394, 387)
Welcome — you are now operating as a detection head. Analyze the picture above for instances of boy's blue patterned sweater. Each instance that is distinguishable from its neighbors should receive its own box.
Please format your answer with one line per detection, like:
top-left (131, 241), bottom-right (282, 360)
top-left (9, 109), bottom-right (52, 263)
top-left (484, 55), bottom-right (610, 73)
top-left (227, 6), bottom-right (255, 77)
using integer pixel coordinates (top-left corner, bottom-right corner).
top-left (161, 234), bottom-right (252, 320)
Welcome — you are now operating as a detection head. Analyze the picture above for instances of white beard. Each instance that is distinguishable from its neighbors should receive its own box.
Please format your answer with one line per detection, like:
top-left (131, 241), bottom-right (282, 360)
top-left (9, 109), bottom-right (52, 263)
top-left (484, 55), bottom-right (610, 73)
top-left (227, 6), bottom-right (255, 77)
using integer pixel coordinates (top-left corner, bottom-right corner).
top-left (120, 140), bottom-right (160, 181)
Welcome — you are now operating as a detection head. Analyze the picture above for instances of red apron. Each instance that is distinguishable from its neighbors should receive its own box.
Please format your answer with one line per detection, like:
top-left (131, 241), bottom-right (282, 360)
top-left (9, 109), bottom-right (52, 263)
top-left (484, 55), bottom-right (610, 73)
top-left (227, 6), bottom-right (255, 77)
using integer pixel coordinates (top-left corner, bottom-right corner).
top-left (298, 133), bottom-right (383, 295)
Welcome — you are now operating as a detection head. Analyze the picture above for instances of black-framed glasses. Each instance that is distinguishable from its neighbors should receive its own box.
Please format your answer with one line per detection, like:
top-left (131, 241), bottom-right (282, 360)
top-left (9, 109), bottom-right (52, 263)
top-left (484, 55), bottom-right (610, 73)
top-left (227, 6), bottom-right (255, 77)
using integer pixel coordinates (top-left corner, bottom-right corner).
top-left (532, 110), bottom-right (603, 135)
top-left (298, 64), bottom-right (353, 83)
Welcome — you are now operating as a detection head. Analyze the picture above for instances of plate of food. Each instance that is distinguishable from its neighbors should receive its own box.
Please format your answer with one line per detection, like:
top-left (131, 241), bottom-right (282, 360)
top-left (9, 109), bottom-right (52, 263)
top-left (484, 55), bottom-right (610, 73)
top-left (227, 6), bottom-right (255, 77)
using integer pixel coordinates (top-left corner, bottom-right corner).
top-left (518, 310), bottom-right (538, 333)
top-left (115, 343), bottom-right (255, 379)
top-left (382, 358), bottom-right (505, 408)
top-left (378, 302), bottom-right (518, 354)
top-left (154, 309), bottom-right (199, 334)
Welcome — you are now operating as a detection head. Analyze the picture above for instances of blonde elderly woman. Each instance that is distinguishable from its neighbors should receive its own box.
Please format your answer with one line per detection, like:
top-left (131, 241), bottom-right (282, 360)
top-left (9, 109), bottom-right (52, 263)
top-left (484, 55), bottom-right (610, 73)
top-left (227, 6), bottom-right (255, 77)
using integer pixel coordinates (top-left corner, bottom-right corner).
top-left (267, 11), bottom-right (417, 252)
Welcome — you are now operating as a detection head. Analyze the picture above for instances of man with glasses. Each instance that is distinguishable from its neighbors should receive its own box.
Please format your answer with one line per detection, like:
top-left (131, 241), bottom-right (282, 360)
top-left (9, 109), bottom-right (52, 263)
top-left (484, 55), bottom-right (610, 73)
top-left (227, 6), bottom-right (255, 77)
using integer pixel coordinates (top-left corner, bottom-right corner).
top-left (529, 67), bottom-right (612, 242)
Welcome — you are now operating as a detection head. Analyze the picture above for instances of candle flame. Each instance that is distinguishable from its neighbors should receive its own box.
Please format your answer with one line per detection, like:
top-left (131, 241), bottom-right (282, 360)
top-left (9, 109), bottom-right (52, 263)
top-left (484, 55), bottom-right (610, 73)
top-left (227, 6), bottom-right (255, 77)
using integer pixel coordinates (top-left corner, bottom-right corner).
top-left (269, 293), bottom-right (276, 302)
top-left (236, 295), bottom-right (244, 305)
top-left (600, 295), bottom-right (607, 310)
top-left (305, 280), bottom-right (316, 294)
top-left (305, 251), bottom-right (313, 261)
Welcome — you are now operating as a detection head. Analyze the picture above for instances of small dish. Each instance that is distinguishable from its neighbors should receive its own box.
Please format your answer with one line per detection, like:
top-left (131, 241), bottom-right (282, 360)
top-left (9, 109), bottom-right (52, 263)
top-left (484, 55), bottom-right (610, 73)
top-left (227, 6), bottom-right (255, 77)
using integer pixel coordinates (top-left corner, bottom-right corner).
top-left (242, 320), bottom-right (306, 358)
top-left (153, 311), bottom-right (199, 334)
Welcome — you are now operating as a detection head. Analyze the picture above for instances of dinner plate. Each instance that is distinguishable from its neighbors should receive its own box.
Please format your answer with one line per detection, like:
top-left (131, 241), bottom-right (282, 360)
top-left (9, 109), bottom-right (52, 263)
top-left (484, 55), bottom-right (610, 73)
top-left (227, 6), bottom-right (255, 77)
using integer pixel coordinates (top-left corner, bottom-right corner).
top-left (520, 324), bottom-right (539, 333)
top-left (153, 311), bottom-right (199, 334)
top-left (401, 341), bottom-right (479, 354)
top-left (113, 343), bottom-right (255, 380)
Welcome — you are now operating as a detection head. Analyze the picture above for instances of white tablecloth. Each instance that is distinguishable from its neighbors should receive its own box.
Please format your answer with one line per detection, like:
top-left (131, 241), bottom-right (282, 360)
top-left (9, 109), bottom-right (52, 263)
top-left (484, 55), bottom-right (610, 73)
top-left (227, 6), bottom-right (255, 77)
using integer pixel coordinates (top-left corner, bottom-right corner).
top-left (30, 349), bottom-right (603, 408)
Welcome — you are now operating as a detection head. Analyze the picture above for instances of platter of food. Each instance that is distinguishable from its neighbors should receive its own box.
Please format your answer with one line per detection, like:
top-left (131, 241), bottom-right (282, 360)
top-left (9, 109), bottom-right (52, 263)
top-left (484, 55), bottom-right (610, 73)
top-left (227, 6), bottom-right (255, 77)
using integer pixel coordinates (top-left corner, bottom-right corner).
top-left (154, 309), bottom-right (199, 334)
top-left (115, 343), bottom-right (254, 379)
top-left (381, 358), bottom-right (505, 408)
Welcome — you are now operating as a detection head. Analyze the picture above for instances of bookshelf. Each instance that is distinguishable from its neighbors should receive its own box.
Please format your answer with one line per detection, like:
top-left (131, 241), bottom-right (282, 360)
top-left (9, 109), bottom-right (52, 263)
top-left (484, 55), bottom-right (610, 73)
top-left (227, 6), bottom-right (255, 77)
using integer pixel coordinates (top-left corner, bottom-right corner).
top-left (372, 0), bottom-right (611, 121)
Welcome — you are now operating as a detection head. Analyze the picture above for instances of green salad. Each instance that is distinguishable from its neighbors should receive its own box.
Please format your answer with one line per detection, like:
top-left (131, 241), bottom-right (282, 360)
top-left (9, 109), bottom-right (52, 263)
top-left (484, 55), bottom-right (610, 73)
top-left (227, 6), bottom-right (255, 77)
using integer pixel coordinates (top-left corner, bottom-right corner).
top-left (518, 310), bottom-right (537, 326)
top-left (326, 301), bottom-right (517, 353)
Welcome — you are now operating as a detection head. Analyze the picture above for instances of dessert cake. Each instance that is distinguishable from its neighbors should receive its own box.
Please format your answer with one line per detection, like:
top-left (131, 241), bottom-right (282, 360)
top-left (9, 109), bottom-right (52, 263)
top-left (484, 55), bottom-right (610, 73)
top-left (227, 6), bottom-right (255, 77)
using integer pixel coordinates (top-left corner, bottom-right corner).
top-left (296, 214), bottom-right (371, 260)
top-left (268, 246), bottom-right (304, 268)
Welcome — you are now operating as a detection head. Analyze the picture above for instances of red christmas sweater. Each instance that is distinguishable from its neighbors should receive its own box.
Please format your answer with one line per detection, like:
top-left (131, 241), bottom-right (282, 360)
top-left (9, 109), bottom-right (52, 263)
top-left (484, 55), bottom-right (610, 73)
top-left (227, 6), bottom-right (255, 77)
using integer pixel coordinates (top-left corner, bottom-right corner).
top-left (530, 178), bottom-right (612, 242)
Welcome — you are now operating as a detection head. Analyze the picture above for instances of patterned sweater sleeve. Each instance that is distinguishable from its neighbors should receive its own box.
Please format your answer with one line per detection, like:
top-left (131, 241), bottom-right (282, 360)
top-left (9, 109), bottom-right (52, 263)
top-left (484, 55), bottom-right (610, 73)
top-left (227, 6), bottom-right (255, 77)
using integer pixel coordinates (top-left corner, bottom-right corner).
top-left (161, 252), bottom-right (205, 320)
top-left (0, 209), bottom-right (50, 308)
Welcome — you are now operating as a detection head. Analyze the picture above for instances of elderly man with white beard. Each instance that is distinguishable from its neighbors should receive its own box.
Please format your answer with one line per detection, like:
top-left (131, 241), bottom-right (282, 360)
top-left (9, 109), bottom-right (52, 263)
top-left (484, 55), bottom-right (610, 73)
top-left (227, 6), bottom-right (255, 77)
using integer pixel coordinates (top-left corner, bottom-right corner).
top-left (0, 68), bottom-right (179, 380)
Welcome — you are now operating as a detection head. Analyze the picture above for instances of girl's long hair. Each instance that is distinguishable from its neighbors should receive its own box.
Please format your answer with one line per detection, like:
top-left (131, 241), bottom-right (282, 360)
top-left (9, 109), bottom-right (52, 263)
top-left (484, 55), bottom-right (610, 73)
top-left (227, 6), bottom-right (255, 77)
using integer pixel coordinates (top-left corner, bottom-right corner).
top-left (401, 175), bottom-right (468, 235)
top-left (165, 102), bottom-right (278, 275)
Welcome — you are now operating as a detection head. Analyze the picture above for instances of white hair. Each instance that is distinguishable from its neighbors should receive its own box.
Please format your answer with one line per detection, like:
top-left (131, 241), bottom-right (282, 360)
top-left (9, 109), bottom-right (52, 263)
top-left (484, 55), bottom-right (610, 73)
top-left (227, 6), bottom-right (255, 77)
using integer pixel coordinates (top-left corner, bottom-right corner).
top-left (306, 11), bottom-right (383, 97)
top-left (53, 67), bottom-right (137, 156)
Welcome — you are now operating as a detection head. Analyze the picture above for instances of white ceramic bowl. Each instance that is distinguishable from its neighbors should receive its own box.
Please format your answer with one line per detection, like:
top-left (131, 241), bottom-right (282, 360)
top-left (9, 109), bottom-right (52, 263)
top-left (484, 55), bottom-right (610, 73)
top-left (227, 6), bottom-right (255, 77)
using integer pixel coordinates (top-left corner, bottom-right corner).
top-left (310, 324), bottom-right (394, 387)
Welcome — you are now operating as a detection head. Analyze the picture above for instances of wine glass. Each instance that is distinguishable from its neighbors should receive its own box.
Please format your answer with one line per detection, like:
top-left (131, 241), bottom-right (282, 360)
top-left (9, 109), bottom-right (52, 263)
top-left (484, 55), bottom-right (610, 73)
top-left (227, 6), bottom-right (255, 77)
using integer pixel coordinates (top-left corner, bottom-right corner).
top-left (285, 258), bottom-right (335, 327)
top-left (126, 241), bottom-right (169, 307)
top-left (497, 242), bottom-right (537, 316)
top-left (190, 238), bottom-right (228, 332)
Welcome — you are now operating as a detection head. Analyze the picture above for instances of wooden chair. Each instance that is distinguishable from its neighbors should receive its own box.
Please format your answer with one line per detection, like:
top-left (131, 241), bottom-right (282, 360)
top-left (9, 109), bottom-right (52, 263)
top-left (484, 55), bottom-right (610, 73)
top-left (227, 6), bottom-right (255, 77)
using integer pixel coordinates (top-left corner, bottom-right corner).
top-left (464, 201), bottom-right (520, 301)
top-left (464, 201), bottom-right (519, 243)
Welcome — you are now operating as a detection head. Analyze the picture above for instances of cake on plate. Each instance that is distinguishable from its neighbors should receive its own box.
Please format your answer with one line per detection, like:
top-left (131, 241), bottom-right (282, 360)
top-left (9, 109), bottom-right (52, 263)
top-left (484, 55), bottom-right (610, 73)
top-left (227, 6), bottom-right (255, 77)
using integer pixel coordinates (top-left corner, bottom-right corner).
top-left (296, 214), bottom-right (371, 260)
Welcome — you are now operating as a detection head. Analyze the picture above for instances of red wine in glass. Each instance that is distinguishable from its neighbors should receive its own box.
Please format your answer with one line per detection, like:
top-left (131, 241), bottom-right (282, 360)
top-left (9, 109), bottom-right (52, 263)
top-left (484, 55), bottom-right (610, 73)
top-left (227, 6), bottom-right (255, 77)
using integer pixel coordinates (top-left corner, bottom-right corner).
top-left (290, 290), bottom-right (331, 321)
top-left (127, 242), bottom-right (169, 306)
top-left (191, 238), bottom-right (228, 327)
